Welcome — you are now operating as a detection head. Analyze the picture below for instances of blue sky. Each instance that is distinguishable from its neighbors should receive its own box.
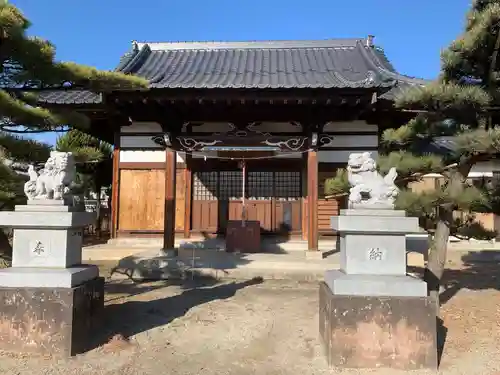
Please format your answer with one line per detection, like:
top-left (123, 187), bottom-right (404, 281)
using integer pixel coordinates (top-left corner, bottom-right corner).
top-left (12, 0), bottom-right (471, 145)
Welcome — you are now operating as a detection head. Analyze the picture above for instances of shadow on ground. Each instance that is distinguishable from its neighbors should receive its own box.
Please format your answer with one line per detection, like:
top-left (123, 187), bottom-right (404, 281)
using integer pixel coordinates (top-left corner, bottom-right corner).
top-left (437, 317), bottom-right (447, 366)
top-left (103, 272), bottom-right (223, 303)
top-left (104, 231), bottom-right (300, 284)
top-left (89, 276), bottom-right (263, 350)
top-left (407, 249), bottom-right (500, 366)
top-left (83, 233), bottom-right (111, 247)
top-left (408, 250), bottom-right (500, 306)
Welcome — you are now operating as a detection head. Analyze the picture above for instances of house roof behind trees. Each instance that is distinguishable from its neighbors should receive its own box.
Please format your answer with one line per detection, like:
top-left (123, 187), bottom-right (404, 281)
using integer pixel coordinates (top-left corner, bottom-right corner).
top-left (38, 37), bottom-right (427, 105)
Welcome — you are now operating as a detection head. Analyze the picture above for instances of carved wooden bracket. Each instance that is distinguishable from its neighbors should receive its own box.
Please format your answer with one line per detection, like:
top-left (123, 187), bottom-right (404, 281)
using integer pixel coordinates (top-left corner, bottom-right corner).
top-left (151, 134), bottom-right (309, 152)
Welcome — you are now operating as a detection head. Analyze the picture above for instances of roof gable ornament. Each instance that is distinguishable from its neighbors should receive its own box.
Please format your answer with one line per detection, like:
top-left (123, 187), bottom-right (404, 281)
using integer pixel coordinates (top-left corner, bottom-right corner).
top-left (131, 40), bottom-right (139, 52)
top-left (366, 35), bottom-right (374, 47)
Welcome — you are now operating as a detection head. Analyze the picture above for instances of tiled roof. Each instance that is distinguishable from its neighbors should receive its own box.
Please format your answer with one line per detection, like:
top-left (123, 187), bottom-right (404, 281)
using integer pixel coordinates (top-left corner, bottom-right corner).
top-left (38, 90), bottom-right (102, 105)
top-left (39, 38), bottom-right (426, 104)
top-left (429, 136), bottom-right (456, 154)
top-left (418, 136), bottom-right (458, 159)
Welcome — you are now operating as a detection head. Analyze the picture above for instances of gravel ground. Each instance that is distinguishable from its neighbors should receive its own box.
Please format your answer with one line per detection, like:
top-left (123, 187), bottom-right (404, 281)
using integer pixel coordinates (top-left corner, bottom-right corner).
top-left (1, 252), bottom-right (499, 375)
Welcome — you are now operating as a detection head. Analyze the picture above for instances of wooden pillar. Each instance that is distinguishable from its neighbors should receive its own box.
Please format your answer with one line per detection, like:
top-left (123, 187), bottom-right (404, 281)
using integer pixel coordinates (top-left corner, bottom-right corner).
top-left (110, 131), bottom-right (120, 238)
top-left (162, 149), bottom-right (177, 250)
top-left (183, 154), bottom-right (192, 238)
top-left (301, 153), bottom-right (308, 241)
top-left (307, 149), bottom-right (318, 251)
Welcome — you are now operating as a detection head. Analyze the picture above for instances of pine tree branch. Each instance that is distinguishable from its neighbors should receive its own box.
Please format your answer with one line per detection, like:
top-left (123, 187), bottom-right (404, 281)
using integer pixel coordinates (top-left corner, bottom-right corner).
top-left (395, 82), bottom-right (491, 113)
top-left (455, 128), bottom-right (500, 156)
top-left (488, 22), bottom-right (500, 86)
top-left (442, 3), bottom-right (500, 81)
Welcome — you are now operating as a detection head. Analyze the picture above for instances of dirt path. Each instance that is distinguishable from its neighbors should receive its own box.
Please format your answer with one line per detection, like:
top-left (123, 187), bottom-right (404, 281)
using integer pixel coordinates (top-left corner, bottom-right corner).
top-left (1, 255), bottom-right (500, 375)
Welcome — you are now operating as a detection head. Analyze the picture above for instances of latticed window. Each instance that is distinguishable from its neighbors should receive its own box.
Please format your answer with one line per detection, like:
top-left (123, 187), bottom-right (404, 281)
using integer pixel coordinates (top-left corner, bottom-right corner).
top-left (193, 170), bottom-right (302, 201)
top-left (247, 171), bottom-right (273, 200)
top-left (193, 171), bottom-right (218, 200)
top-left (219, 171), bottom-right (243, 200)
top-left (275, 171), bottom-right (301, 201)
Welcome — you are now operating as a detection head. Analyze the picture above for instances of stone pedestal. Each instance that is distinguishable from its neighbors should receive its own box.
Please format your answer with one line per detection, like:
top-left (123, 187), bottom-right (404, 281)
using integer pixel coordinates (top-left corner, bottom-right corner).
top-left (320, 209), bottom-right (437, 369)
top-left (0, 200), bottom-right (104, 356)
top-left (327, 209), bottom-right (427, 296)
top-left (0, 277), bottom-right (104, 356)
top-left (319, 283), bottom-right (438, 369)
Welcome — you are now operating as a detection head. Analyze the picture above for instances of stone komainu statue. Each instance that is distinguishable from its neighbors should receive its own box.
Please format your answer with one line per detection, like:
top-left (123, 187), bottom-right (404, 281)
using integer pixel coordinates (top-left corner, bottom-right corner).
top-left (346, 152), bottom-right (399, 209)
top-left (24, 151), bottom-right (76, 201)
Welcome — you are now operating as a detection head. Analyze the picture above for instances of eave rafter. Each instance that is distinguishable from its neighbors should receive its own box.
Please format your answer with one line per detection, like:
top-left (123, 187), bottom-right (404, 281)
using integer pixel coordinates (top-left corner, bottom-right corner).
top-left (110, 92), bottom-right (377, 125)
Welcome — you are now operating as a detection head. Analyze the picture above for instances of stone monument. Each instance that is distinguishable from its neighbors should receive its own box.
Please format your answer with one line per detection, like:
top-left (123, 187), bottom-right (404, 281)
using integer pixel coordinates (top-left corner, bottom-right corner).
top-left (0, 151), bottom-right (104, 356)
top-left (319, 152), bottom-right (438, 370)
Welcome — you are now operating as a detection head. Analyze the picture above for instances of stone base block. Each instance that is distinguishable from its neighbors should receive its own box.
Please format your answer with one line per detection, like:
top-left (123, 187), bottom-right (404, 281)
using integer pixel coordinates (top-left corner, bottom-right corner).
top-left (339, 233), bottom-right (407, 275)
top-left (0, 277), bottom-right (104, 356)
top-left (0, 265), bottom-right (99, 288)
top-left (324, 270), bottom-right (427, 297)
top-left (319, 282), bottom-right (438, 370)
top-left (0, 210), bottom-right (95, 228)
top-left (331, 212), bottom-right (419, 234)
top-left (12, 227), bottom-right (85, 268)
top-left (340, 209), bottom-right (407, 217)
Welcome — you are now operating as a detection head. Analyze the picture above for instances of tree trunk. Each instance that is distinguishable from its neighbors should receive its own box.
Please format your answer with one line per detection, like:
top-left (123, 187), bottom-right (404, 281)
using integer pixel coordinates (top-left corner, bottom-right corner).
top-left (425, 165), bottom-right (471, 314)
top-left (424, 207), bottom-right (452, 312)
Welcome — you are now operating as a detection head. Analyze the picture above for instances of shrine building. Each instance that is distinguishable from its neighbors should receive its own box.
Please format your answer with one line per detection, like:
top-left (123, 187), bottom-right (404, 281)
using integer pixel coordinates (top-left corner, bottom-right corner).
top-left (39, 36), bottom-right (425, 251)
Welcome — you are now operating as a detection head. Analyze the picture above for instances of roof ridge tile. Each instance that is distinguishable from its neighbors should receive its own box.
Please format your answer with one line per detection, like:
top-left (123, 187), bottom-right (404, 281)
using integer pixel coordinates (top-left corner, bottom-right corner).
top-left (135, 38), bottom-right (365, 51)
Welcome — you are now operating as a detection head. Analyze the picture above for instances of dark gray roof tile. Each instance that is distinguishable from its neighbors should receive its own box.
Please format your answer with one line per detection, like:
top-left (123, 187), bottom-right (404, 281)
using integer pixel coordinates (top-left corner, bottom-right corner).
top-left (38, 38), bottom-right (425, 104)
top-left (38, 90), bottom-right (102, 105)
top-left (125, 39), bottom-right (396, 89)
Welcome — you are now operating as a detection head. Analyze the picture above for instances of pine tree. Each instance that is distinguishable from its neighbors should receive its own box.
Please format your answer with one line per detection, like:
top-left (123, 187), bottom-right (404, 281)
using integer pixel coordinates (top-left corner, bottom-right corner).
top-left (0, 132), bottom-right (51, 261)
top-left (0, 0), bottom-right (147, 134)
top-left (325, 0), bottom-right (500, 312)
top-left (56, 129), bottom-right (112, 237)
top-left (0, 131), bottom-right (50, 208)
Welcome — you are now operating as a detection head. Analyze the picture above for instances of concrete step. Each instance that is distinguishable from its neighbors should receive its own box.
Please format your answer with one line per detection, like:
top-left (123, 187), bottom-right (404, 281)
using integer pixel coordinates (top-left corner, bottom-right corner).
top-left (102, 237), bottom-right (336, 254)
top-left (83, 244), bottom-right (336, 262)
top-left (109, 248), bottom-right (339, 283)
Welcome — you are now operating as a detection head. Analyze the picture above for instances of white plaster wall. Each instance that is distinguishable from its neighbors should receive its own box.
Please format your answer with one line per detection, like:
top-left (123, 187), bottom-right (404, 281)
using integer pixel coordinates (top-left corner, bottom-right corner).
top-left (469, 161), bottom-right (500, 177)
top-left (119, 150), bottom-right (165, 163)
top-left (425, 161), bottom-right (500, 178)
top-left (119, 150), bottom-right (186, 163)
top-left (177, 152), bottom-right (186, 163)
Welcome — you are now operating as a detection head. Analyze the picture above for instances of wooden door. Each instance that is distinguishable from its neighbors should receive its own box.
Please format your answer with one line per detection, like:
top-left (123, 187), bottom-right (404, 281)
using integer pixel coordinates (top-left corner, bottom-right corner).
top-left (191, 171), bottom-right (218, 232)
top-left (118, 169), bottom-right (165, 232)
